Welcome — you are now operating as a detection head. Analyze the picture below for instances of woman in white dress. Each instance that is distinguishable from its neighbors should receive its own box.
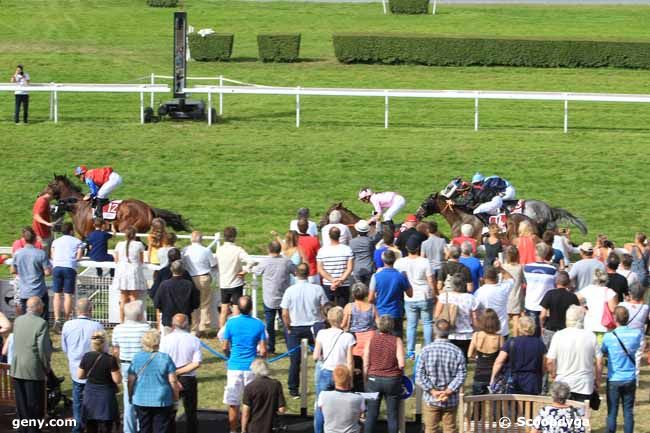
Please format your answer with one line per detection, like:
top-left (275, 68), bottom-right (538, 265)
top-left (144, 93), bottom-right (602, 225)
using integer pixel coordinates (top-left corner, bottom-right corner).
top-left (112, 226), bottom-right (147, 322)
top-left (577, 268), bottom-right (618, 345)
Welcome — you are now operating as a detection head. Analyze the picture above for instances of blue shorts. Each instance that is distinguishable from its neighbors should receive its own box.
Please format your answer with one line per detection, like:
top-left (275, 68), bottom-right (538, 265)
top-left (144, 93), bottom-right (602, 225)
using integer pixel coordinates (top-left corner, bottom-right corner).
top-left (52, 267), bottom-right (77, 294)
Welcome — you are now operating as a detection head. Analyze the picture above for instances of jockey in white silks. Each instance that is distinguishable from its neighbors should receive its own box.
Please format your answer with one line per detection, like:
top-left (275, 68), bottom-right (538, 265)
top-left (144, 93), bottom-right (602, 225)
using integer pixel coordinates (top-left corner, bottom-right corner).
top-left (358, 188), bottom-right (406, 226)
top-left (470, 172), bottom-right (516, 216)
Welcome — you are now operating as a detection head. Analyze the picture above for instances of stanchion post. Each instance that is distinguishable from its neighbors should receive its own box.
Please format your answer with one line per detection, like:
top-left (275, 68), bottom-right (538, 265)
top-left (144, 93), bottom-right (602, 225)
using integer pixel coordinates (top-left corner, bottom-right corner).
top-left (432, 0), bottom-right (437, 15)
top-left (415, 343), bottom-right (423, 424)
top-left (251, 274), bottom-right (258, 319)
top-left (219, 75), bottom-right (224, 115)
top-left (150, 72), bottom-right (155, 108)
top-left (54, 88), bottom-right (59, 123)
top-left (564, 97), bottom-right (568, 133)
top-left (208, 91), bottom-right (213, 126)
top-left (49, 87), bottom-right (54, 121)
top-left (474, 93), bottom-right (479, 131)
top-left (300, 338), bottom-right (308, 416)
top-left (140, 91), bottom-right (144, 124)
top-left (384, 91), bottom-right (389, 129)
top-left (382, 0), bottom-right (387, 15)
top-left (296, 87), bottom-right (301, 128)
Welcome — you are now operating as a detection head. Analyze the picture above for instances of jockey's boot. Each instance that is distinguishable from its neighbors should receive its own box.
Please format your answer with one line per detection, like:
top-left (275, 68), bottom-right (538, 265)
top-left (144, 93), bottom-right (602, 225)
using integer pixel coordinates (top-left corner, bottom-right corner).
top-left (94, 198), bottom-right (109, 219)
top-left (385, 220), bottom-right (395, 235)
top-left (475, 213), bottom-right (490, 227)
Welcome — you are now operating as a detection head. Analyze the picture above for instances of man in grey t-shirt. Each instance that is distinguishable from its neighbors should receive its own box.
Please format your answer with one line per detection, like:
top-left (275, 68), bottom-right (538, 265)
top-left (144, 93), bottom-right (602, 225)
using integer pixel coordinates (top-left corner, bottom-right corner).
top-left (253, 241), bottom-right (296, 353)
top-left (318, 365), bottom-right (365, 433)
top-left (348, 220), bottom-right (382, 285)
top-left (10, 229), bottom-right (51, 319)
top-left (569, 242), bottom-right (605, 291)
top-left (420, 221), bottom-right (447, 277)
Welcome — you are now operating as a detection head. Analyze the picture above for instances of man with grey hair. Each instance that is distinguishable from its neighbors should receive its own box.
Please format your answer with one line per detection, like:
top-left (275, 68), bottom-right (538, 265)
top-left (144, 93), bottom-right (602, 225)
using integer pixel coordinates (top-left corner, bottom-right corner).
top-left (61, 298), bottom-right (104, 433)
top-left (160, 313), bottom-right (202, 433)
top-left (290, 207), bottom-right (318, 236)
top-left (532, 381), bottom-right (586, 432)
top-left (547, 305), bottom-right (602, 404)
top-left (154, 260), bottom-right (200, 334)
top-left (437, 244), bottom-right (472, 293)
top-left (451, 223), bottom-right (477, 254)
top-left (112, 300), bottom-right (150, 433)
top-left (524, 242), bottom-right (558, 337)
top-left (241, 359), bottom-right (286, 433)
top-left (321, 209), bottom-right (352, 247)
top-left (11, 296), bottom-right (51, 433)
top-left (416, 319), bottom-right (467, 433)
top-left (459, 241), bottom-right (483, 292)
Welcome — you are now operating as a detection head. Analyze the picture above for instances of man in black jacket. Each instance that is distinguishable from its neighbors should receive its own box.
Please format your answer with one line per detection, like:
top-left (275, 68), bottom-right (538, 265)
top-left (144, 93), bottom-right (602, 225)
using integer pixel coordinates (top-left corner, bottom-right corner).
top-left (154, 260), bottom-right (200, 332)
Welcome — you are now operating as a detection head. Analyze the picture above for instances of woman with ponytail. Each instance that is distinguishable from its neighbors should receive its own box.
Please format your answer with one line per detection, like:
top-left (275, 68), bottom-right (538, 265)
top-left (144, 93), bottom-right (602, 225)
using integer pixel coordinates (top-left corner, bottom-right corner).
top-left (112, 226), bottom-right (147, 322)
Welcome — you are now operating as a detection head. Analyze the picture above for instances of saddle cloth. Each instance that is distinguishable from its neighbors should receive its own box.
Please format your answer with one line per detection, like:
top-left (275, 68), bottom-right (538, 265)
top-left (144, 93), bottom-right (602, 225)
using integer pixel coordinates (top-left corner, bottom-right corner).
top-left (102, 200), bottom-right (123, 220)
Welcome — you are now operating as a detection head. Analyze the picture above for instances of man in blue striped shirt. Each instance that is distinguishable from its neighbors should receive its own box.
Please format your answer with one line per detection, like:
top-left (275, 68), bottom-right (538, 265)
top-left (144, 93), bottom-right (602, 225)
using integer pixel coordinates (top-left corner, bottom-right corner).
top-left (416, 319), bottom-right (467, 433)
top-left (523, 243), bottom-right (557, 337)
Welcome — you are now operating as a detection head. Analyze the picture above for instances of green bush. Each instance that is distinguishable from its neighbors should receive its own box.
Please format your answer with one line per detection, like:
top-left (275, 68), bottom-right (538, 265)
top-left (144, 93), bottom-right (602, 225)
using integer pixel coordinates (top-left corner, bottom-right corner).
top-left (389, 0), bottom-right (429, 14)
top-left (257, 34), bottom-right (301, 62)
top-left (332, 34), bottom-right (650, 69)
top-left (189, 33), bottom-right (234, 61)
top-left (146, 0), bottom-right (178, 7)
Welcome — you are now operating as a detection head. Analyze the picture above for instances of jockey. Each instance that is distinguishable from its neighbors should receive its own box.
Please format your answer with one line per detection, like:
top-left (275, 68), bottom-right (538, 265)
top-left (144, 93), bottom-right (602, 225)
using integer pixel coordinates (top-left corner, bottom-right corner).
top-left (471, 172), bottom-right (516, 201)
top-left (358, 188), bottom-right (406, 229)
top-left (74, 165), bottom-right (123, 218)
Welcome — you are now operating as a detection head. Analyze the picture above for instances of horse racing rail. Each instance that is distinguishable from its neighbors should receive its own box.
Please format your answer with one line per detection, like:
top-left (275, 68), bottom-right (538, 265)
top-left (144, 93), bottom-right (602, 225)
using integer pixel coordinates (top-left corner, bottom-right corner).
top-left (184, 82), bottom-right (650, 132)
top-left (0, 83), bottom-right (169, 124)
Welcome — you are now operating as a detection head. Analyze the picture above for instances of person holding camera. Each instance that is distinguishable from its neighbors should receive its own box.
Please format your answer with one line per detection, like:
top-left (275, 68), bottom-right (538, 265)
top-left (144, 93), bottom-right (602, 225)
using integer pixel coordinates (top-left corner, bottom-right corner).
top-left (10, 64), bottom-right (30, 124)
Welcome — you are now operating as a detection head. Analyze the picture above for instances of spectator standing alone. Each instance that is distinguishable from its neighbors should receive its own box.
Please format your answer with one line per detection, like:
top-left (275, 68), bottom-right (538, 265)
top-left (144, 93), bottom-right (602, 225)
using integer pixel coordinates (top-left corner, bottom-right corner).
top-left (241, 359), bottom-right (286, 433)
top-left (51, 222), bottom-right (83, 331)
top-left (112, 226), bottom-right (148, 323)
top-left (10, 229), bottom-right (51, 318)
top-left (11, 64), bottom-right (30, 124)
top-left (182, 231), bottom-right (217, 335)
top-left (317, 227), bottom-right (354, 307)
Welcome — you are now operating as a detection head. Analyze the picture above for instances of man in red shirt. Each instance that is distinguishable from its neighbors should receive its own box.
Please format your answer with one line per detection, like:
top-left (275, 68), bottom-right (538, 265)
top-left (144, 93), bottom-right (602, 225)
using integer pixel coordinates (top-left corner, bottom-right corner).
top-left (296, 218), bottom-right (320, 284)
top-left (12, 227), bottom-right (44, 254)
top-left (32, 188), bottom-right (54, 256)
top-left (451, 223), bottom-right (477, 254)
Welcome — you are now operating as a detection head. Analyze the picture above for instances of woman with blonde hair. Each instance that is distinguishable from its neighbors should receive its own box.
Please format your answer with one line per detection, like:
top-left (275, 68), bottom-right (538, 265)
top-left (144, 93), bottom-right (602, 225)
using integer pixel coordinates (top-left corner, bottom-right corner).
top-left (112, 226), bottom-right (148, 322)
top-left (577, 268), bottom-right (618, 344)
top-left (502, 245), bottom-right (525, 336)
top-left (78, 331), bottom-right (121, 433)
top-left (146, 218), bottom-right (169, 265)
top-left (513, 220), bottom-right (540, 265)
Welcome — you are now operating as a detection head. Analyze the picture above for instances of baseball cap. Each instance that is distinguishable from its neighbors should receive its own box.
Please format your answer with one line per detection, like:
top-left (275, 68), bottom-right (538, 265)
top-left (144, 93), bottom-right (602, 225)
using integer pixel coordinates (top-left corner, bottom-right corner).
top-left (406, 236), bottom-right (421, 252)
top-left (354, 220), bottom-right (370, 233)
top-left (579, 242), bottom-right (594, 253)
top-left (405, 214), bottom-right (417, 223)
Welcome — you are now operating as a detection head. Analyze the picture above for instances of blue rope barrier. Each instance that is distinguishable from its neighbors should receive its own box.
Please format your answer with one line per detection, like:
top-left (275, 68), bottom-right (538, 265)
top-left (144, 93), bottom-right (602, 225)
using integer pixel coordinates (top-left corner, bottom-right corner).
top-left (200, 341), bottom-right (229, 361)
top-left (267, 345), bottom-right (300, 363)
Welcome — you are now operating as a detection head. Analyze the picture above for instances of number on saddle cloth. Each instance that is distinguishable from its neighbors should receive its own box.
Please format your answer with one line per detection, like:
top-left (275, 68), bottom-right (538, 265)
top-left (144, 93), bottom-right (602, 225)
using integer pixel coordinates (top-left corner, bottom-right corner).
top-left (101, 200), bottom-right (123, 220)
top-left (488, 214), bottom-right (508, 233)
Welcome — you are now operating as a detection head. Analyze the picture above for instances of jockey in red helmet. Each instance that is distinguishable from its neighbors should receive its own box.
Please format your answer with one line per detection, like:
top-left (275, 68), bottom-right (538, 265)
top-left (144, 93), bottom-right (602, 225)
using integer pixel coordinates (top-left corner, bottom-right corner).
top-left (74, 165), bottom-right (123, 218)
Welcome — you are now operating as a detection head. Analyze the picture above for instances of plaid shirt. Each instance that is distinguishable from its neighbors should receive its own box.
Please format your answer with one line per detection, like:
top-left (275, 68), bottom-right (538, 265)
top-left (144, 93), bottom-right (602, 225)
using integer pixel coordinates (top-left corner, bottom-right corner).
top-left (416, 339), bottom-right (467, 408)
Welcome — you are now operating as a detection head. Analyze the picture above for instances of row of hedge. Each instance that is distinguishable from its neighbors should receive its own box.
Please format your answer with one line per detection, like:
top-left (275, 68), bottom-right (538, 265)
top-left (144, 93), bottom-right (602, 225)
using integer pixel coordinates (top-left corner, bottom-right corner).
top-left (389, 0), bottom-right (429, 14)
top-left (189, 33), bottom-right (301, 62)
top-left (146, 0), bottom-right (177, 6)
top-left (332, 34), bottom-right (650, 68)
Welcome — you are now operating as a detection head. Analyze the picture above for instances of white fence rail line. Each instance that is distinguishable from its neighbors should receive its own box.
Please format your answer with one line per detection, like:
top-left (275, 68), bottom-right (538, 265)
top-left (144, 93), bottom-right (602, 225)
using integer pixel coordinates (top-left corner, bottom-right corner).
top-left (0, 83), bottom-right (169, 124)
top-left (184, 84), bottom-right (650, 131)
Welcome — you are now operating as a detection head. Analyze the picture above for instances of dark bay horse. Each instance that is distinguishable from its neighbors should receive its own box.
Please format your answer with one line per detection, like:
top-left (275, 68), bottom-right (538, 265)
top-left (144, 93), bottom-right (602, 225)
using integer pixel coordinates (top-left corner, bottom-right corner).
top-left (49, 174), bottom-right (190, 238)
top-left (415, 193), bottom-right (535, 241)
top-left (318, 202), bottom-right (369, 237)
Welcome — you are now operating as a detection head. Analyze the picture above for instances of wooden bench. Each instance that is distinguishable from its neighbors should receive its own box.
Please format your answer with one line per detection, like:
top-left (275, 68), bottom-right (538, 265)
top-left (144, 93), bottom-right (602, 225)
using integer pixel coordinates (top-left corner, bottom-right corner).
top-left (459, 393), bottom-right (591, 433)
top-left (0, 363), bottom-right (15, 407)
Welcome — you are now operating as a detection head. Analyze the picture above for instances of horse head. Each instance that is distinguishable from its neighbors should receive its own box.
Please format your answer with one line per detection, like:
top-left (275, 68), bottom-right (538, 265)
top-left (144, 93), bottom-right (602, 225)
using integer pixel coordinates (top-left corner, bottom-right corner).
top-left (416, 193), bottom-right (441, 220)
top-left (49, 173), bottom-right (83, 200)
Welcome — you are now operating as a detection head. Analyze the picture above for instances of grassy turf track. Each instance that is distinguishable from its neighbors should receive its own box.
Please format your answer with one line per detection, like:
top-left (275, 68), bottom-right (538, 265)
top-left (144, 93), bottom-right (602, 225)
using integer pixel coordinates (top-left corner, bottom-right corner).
top-left (2, 2), bottom-right (650, 430)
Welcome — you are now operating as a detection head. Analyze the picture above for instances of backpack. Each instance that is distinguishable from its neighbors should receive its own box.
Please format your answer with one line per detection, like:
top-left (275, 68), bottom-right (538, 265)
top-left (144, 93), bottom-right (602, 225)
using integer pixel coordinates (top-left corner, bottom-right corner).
top-left (438, 291), bottom-right (458, 329)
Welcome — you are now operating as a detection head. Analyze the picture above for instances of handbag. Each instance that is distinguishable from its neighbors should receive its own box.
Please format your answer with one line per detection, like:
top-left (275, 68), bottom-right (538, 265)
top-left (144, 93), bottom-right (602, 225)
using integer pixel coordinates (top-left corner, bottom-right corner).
top-left (489, 339), bottom-right (515, 394)
top-left (600, 288), bottom-right (616, 330)
top-left (438, 292), bottom-right (458, 329)
top-left (589, 389), bottom-right (601, 411)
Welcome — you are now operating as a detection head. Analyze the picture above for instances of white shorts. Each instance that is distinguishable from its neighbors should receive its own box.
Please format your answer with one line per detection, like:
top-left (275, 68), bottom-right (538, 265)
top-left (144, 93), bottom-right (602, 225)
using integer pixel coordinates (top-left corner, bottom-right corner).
top-left (473, 195), bottom-right (503, 216)
top-left (97, 172), bottom-right (123, 199)
top-left (383, 195), bottom-right (406, 221)
top-left (223, 370), bottom-right (255, 406)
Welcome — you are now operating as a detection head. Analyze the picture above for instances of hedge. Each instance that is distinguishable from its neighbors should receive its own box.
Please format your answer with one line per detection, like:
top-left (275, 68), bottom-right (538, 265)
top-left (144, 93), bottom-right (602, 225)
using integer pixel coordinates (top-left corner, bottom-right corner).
top-left (257, 34), bottom-right (301, 62)
top-left (146, 0), bottom-right (178, 7)
top-left (189, 33), bottom-right (234, 61)
top-left (332, 34), bottom-right (650, 69)
top-left (389, 0), bottom-right (429, 14)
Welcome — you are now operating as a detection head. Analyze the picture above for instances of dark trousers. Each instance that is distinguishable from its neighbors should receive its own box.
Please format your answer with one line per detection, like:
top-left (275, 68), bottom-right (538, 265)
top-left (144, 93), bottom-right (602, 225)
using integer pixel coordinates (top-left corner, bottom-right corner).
top-left (322, 285), bottom-right (350, 307)
top-left (287, 323), bottom-right (324, 393)
top-left (178, 376), bottom-right (198, 433)
top-left (19, 294), bottom-right (49, 321)
top-left (450, 339), bottom-right (471, 360)
top-left (263, 305), bottom-right (285, 353)
top-left (14, 94), bottom-right (29, 123)
top-left (13, 378), bottom-right (46, 433)
top-left (607, 380), bottom-right (636, 433)
top-left (365, 376), bottom-right (402, 433)
top-left (85, 421), bottom-right (114, 433)
top-left (134, 405), bottom-right (175, 433)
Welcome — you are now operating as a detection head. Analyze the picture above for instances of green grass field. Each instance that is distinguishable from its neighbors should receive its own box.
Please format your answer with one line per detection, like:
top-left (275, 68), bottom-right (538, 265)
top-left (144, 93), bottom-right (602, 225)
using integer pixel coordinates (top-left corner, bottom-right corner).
top-left (2, 1), bottom-right (650, 431)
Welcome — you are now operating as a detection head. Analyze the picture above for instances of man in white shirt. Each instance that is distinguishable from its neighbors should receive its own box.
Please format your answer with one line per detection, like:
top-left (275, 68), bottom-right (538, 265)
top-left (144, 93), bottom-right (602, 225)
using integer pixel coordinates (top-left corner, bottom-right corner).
top-left (11, 64), bottom-right (30, 124)
top-left (317, 227), bottom-right (354, 307)
top-left (289, 207), bottom-right (318, 236)
top-left (474, 264), bottom-right (513, 337)
top-left (51, 222), bottom-right (83, 331)
top-left (215, 226), bottom-right (256, 328)
top-left (182, 231), bottom-right (217, 335)
top-left (547, 305), bottom-right (602, 402)
top-left (160, 314), bottom-right (202, 433)
top-left (321, 210), bottom-right (352, 247)
top-left (523, 243), bottom-right (558, 337)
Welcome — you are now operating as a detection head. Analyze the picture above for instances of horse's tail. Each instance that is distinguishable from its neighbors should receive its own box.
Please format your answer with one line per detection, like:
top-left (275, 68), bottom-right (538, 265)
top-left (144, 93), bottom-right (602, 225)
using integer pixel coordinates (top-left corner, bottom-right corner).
top-left (551, 207), bottom-right (588, 235)
top-left (152, 208), bottom-right (191, 232)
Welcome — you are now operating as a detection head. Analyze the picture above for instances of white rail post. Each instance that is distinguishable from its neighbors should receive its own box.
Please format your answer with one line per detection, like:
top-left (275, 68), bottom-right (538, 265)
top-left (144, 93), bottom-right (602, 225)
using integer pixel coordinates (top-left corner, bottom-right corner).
top-left (432, 0), bottom-right (437, 15)
top-left (219, 75), bottom-right (224, 115)
top-left (474, 92), bottom-right (479, 131)
top-left (564, 97), bottom-right (568, 133)
top-left (140, 90), bottom-right (144, 124)
top-left (382, 0), bottom-right (387, 15)
top-left (150, 72), bottom-right (155, 108)
top-left (300, 338), bottom-right (309, 416)
top-left (54, 87), bottom-right (59, 123)
top-left (415, 343), bottom-right (423, 423)
top-left (384, 91), bottom-right (389, 129)
top-left (208, 90), bottom-right (213, 126)
top-left (296, 87), bottom-right (301, 128)
top-left (49, 86), bottom-right (54, 121)
top-left (250, 274), bottom-right (258, 318)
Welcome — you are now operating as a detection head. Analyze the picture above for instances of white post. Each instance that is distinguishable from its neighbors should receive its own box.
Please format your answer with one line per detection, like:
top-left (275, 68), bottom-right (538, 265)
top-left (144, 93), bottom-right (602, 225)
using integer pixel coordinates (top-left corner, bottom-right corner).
top-left (300, 338), bottom-right (309, 416)
top-left (474, 93), bottom-right (479, 131)
top-left (251, 274), bottom-right (258, 319)
top-left (208, 91), bottom-right (213, 126)
top-left (384, 91), bottom-right (389, 129)
top-left (219, 75), bottom-right (224, 115)
top-left (140, 91), bottom-right (144, 124)
top-left (54, 89), bottom-right (59, 123)
top-left (49, 88), bottom-right (54, 121)
top-left (296, 87), bottom-right (301, 128)
top-left (150, 72), bottom-right (155, 108)
top-left (382, 0), bottom-right (387, 15)
top-left (432, 0), bottom-right (437, 15)
top-left (564, 98), bottom-right (568, 133)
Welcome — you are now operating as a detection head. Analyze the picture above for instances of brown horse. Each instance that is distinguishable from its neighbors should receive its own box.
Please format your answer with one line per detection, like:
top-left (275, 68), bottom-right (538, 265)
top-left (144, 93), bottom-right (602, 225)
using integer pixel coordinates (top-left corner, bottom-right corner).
top-left (48, 174), bottom-right (190, 238)
top-left (415, 193), bottom-right (536, 241)
top-left (318, 202), bottom-right (369, 237)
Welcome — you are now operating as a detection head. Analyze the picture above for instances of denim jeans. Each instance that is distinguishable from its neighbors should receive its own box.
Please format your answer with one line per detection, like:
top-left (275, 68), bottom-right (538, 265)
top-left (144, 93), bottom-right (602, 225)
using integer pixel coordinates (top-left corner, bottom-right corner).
top-left (365, 375), bottom-right (402, 433)
top-left (263, 304), bottom-right (284, 353)
top-left (607, 380), bottom-right (636, 433)
top-left (71, 381), bottom-right (85, 433)
top-left (122, 362), bottom-right (138, 433)
top-left (405, 300), bottom-right (433, 352)
top-left (314, 367), bottom-right (333, 433)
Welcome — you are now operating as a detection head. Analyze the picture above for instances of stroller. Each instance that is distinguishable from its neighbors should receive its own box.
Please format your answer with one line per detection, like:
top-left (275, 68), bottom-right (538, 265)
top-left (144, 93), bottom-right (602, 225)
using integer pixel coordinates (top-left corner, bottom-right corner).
top-left (47, 370), bottom-right (72, 419)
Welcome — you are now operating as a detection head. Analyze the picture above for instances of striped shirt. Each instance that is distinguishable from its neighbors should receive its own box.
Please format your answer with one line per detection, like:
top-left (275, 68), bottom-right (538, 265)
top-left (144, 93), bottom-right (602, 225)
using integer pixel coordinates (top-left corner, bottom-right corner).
top-left (523, 262), bottom-right (557, 312)
top-left (317, 244), bottom-right (353, 285)
top-left (112, 321), bottom-right (151, 362)
top-left (416, 339), bottom-right (467, 408)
